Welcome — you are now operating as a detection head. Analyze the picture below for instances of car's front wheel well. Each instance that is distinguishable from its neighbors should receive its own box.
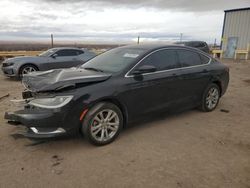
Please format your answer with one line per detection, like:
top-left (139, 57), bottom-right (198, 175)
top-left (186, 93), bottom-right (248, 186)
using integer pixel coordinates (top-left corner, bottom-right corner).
top-left (18, 64), bottom-right (39, 75)
top-left (98, 98), bottom-right (127, 127)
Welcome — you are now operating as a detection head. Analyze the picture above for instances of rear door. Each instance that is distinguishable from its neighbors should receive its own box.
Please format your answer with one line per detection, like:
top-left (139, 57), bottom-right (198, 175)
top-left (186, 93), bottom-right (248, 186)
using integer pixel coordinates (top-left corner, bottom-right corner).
top-left (120, 49), bottom-right (185, 119)
top-left (176, 49), bottom-right (211, 106)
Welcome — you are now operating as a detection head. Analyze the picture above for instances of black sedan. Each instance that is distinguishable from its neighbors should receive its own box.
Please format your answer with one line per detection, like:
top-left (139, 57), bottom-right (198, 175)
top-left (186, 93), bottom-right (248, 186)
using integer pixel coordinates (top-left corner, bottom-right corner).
top-left (5, 44), bottom-right (229, 145)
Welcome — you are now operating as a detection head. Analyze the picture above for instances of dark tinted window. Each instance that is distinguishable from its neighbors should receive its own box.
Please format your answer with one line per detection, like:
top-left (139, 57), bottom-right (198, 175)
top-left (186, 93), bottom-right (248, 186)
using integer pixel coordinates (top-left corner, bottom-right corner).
top-left (137, 49), bottom-right (180, 71)
top-left (200, 54), bottom-right (210, 64)
top-left (76, 50), bottom-right (84, 55)
top-left (177, 50), bottom-right (203, 67)
top-left (185, 42), bottom-right (205, 48)
top-left (197, 42), bottom-right (206, 48)
top-left (56, 49), bottom-right (80, 56)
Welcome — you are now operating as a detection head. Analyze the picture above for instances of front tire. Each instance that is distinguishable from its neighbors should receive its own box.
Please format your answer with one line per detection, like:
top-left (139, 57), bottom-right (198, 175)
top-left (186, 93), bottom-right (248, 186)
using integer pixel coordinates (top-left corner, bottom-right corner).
top-left (19, 64), bottom-right (38, 78)
top-left (200, 83), bottom-right (220, 112)
top-left (81, 102), bottom-right (123, 146)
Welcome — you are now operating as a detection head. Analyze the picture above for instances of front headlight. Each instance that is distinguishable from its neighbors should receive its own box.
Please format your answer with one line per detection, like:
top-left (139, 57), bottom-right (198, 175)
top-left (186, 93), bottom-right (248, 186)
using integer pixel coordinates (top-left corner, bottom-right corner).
top-left (3, 62), bottom-right (14, 67)
top-left (28, 96), bottom-right (73, 109)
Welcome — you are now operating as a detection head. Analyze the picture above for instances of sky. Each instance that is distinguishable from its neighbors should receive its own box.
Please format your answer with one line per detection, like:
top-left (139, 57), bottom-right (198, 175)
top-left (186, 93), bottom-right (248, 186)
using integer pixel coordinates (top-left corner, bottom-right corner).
top-left (0, 0), bottom-right (249, 44)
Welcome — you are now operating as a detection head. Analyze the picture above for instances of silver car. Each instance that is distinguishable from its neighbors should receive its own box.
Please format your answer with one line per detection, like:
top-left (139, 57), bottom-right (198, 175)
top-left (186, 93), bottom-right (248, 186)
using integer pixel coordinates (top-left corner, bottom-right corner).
top-left (1, 47), bottom-right (97, 78)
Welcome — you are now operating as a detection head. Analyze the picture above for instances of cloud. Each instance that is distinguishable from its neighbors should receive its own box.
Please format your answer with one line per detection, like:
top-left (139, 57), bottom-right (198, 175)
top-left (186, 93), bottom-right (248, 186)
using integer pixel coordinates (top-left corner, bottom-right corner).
top-left (0, 0), bottom-right (248, 43)
top-left (38, 0), bottom-right (250, 12)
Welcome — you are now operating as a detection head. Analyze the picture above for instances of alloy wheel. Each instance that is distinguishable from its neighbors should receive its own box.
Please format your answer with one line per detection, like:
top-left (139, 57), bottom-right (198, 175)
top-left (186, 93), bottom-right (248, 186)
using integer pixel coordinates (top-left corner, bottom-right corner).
top-left (205, 87), bottom-right (219, 110)
top-left (22, 66), bottom-right (37, 75)
top-left (90, 109), bottom-right (120, 142)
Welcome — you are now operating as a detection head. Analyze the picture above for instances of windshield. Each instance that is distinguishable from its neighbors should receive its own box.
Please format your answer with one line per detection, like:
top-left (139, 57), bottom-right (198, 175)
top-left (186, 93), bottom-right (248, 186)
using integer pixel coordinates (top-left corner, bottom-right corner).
top-left (81, 47), bottom-right (145, 73)
top-left (39, 49), bottom-right (57, 57)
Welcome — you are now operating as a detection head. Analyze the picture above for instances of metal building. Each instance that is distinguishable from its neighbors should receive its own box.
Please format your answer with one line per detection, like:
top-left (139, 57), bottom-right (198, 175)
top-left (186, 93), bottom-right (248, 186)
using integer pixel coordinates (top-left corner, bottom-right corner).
top-left (221, 7), bottom-right (250, 58)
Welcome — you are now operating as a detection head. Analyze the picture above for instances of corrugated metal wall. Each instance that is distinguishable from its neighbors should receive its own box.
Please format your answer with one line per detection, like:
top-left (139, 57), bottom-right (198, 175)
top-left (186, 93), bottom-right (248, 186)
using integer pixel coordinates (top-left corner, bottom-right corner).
top-left (222, 9), bottom-right (250, 51)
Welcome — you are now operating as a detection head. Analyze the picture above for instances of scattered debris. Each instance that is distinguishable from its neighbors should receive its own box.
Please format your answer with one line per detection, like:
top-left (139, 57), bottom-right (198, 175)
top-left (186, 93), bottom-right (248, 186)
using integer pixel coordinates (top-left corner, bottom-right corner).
top-left (177, 182), bottom-right (182, 187)
top-left (220, 109), bottom-right (230, 113)
top-left (243, 79), bottom-right (250, 84)
top-left (218, 140), bottom-right (226, 145)
top-left (52, 155), bottom-right (58, 159)
top-left (52, 169), bottom-right (63, 175)
top-left (25, 140), bottom-right (48, 147)
top-left (52, 155), bottom-right (63, 161)
top-left (52, 162), bottom-right (61, 167)
top-left (0, 93), bottom-right (9, 101)
top-left (10, 133), bottom-right (26, 140)
top-left (51, 155), bottom-right (64, 175)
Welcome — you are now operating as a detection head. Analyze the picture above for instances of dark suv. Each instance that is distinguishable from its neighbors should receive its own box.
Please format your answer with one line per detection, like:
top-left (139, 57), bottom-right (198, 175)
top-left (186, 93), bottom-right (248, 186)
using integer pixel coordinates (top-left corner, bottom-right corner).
top-left (175, 41), bottom-right (210, 53)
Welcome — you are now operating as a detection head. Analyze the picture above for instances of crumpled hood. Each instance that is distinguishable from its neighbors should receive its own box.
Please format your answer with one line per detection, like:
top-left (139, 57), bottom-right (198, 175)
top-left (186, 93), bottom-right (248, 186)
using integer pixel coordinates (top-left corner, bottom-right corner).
top-left (22, 67), bottom-right (111, 92)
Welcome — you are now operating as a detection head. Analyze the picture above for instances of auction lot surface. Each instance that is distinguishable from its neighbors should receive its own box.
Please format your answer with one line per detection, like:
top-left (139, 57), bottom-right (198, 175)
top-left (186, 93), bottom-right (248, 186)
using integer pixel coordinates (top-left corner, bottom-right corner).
top-left (0, 59), bottom-right (250, 188)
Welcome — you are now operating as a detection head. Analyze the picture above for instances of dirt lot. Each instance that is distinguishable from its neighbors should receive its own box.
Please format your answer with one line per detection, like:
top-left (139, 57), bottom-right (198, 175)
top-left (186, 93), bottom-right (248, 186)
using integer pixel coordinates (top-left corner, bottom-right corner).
top-left (0, 59), bottom-right (250, 188)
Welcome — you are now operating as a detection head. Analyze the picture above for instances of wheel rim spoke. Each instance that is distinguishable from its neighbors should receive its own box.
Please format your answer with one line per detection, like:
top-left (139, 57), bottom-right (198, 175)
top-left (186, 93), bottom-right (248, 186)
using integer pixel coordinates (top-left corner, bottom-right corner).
top-left (100, 129), bottom-right (105, 141)
top-left (92, 124), bottom-right (102, 131)
top-left (22, 67), bottom-right (36, 75)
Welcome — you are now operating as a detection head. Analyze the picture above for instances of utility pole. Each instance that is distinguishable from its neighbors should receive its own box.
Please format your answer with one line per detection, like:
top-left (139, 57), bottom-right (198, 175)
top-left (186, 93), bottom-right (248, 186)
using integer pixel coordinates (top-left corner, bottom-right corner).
top-left (214, 38), bottom-right (217, 48)
top-left (137, 36), bottom-right (140, 44)
top-left (180, 33), bottom-right (183, 42)
top-left (51, 34), bottom-right (54, 48)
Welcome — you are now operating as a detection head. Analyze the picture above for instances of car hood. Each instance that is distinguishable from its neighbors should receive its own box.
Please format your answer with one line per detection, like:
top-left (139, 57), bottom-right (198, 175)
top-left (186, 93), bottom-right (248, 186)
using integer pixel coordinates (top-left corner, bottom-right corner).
top-left (22, 67), bottom-right (112, 92)
top-left (6, 56), bottom-right (45, 63)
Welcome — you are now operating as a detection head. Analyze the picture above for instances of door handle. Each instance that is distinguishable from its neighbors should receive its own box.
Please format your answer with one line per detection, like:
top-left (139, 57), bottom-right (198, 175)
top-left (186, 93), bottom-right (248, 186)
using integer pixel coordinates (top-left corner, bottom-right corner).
top-left (200, 69), bottom-right (209, 75)
top-left (202, 69), bottom-right (208, 73)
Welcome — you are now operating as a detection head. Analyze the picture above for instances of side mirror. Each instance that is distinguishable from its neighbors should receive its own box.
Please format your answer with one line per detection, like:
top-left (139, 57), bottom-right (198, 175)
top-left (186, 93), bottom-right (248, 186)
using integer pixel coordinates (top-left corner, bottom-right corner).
top-left (132, 65), bottom-right (157, 75)
top-left (51, 54), bottom-right (58, 58)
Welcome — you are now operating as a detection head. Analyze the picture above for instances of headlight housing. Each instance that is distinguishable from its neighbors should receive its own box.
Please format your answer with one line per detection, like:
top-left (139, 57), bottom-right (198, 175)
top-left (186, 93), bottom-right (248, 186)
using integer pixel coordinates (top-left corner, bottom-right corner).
top-left (28, 96), bottom-right (73, 109)
top-left (3, 62), bottom-right (14, 67)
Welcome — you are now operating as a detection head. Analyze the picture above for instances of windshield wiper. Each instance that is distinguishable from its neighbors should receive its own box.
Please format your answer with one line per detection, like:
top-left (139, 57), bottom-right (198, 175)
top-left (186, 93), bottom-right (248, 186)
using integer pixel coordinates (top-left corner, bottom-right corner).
top-left (84, 67), bottom-right (104, 72)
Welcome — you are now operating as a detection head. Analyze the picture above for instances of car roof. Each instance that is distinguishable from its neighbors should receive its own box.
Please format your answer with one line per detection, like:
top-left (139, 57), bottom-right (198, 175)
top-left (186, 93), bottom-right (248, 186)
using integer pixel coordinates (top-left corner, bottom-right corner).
top-left (175, 41), bottom-right (207, 44)
top-left (50, 47), bottom-right (84, 51)
top-left (119, 43), bottom-right (202, 53)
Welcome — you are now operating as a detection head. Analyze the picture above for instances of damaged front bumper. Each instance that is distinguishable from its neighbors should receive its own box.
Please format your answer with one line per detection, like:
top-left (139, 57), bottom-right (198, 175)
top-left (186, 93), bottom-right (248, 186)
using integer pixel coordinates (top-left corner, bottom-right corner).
top-left (5, 109), bottom-right (67, 138)
top-left (4, 96), bottom-right (78, 139)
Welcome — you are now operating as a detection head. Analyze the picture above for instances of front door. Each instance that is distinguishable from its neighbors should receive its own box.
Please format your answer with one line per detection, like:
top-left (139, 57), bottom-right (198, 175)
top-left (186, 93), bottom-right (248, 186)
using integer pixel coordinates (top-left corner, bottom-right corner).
top-left (225, 37), bottom-right (238, 58)
top-left (118, 49), bottom-right (185, 120)
top-left (41, 49), bottom-right (81, 70)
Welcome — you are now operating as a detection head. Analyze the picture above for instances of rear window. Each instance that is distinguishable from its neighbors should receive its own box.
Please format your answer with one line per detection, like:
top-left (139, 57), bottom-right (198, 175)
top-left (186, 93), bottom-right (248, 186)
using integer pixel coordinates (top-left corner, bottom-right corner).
top-left (200, 54), bottom-right (210, 64)
top-left (177, 49), bottom-right (209, 67)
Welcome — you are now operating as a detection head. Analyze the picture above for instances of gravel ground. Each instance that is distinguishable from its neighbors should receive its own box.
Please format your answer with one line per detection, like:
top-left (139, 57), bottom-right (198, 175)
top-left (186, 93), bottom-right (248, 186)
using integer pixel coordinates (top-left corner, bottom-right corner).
top-left (0, 59), bottom-right (250, 188)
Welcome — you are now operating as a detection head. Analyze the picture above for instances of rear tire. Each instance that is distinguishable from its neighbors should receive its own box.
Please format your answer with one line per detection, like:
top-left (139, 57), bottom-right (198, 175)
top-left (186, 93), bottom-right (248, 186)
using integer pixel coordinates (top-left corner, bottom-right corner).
top-left (200, 83), bottom-right (220, 112)
top-left (81, 102), bottom-right (123, 146)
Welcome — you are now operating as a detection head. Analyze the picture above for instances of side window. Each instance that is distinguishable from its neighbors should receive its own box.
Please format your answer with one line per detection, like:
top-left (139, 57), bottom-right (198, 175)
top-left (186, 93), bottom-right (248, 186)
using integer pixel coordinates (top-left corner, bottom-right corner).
top-left (197, 42), bottom-right (206, 48)
top-left (177, 50), bottom-right (203, 67)
top-left (76, 50), bottom-right (84, 55)
top-left (137, 49), bottom-right (180, 71)
top-left (200, 54), bottom-right (210, 64)
top-left (56, 50), bottom-right (79, 57)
